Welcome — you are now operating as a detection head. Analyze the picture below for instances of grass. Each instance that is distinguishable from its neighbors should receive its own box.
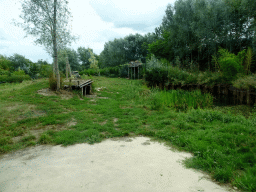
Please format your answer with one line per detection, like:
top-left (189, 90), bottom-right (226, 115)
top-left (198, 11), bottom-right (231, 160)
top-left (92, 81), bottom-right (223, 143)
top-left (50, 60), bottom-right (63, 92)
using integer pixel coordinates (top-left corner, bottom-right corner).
top-left (0, 76), bottom-right (256, 191)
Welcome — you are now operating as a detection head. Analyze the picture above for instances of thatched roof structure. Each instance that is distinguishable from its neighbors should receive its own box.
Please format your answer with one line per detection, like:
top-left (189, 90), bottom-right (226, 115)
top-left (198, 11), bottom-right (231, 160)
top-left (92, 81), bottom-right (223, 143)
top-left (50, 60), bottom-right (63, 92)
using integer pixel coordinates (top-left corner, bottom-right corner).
top-left (128, 60), bottom-right (142, 68)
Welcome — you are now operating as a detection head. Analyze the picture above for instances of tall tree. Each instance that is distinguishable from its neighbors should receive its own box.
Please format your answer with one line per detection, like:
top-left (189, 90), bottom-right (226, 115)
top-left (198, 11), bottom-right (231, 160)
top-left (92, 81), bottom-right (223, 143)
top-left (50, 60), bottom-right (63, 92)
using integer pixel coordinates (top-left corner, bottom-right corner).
top-left (77, 47), bottom-right (92, 70)
top-left (148, 0), bottom-right (256, 72)
top-left (58, 48), bottom-right (80, 74)
top-left (15, 0), bottom-right (76, 91)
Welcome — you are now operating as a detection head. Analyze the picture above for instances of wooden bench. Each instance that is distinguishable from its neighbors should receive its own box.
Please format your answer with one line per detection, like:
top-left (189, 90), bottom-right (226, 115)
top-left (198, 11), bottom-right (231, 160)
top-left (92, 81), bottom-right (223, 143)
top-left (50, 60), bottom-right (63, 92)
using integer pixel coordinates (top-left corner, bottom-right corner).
top-left (67, 79), bottom-right (93, 96)
top-left (78, 79), bottom-right (93, 96)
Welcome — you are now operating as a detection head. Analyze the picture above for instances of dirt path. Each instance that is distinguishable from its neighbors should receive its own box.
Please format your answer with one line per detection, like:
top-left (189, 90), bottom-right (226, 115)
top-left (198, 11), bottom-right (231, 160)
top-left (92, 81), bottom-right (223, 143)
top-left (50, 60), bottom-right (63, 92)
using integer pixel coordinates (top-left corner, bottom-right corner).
top-left (0, 137), bottom-right (238, 192)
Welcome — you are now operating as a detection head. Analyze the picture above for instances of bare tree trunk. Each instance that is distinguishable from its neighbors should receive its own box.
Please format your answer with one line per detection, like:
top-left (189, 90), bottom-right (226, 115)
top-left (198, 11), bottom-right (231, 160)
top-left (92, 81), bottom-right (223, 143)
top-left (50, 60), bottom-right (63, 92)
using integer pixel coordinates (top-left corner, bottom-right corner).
top-left (52, 64), bottom-right (56, 78)
top-left (53, 0), bottom-right (60, 91)
top-left (66, 56), bottom-right (68, 79)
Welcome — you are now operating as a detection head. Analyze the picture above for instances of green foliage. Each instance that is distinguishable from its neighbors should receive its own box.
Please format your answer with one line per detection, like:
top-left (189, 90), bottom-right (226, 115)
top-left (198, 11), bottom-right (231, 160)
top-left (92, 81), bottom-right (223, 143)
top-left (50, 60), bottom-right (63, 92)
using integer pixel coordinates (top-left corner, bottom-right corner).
top-left (145, 68), bottom-right (168, 87)
top-left (0, 55), bottom-right (12, 71)
top-left (217, 48), bottom-right (244, 81)
top-left (77, 47), bottom-right (91, 69)
top-left (39, 64), bottom-right (52, 78)
top-left (58, 48), bottom-right (80, 74)
top-left (0, 75), bottom-right (30, 83)
top-left (88, 48), bottom-right (99, 70)
top-left (150, 89), bottom-right (214, 112)
top-left (232, 73), bottom-right (256, 90)
top-left (49, 72), bottom-right (63, 90)
top-left (39, 134), bottom-right (52, 144)
top-left (99, 33), bottom-right (156, 68)
top-left (80, 68), bottom-right (99, 76)
top-left (12, 69), bottom-right (26, 76)
top-left (8, 54), bottom-right (30, 74)
top-left (28, 63), bottom-right (40, 78)
top-left (148, 0), bottom-right (256, 73)
top-left (0, 68), bottom-right (10, 76)
top-left (21, 135), bottom-right (36, 142)
top-left (243, 47), bottom-right (253, 75)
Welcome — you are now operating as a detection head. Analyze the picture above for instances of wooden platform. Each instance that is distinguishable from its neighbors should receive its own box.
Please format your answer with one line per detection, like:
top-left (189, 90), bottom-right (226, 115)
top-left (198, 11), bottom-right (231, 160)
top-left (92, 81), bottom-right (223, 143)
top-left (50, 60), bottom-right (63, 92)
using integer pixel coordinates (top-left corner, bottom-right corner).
top-left (64, 79), bottom-right (93, 96)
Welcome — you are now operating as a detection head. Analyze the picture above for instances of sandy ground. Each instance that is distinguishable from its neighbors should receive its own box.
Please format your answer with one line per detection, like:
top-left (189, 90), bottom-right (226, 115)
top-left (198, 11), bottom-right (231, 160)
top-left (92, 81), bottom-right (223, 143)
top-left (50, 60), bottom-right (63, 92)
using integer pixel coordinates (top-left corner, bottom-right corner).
top-left (0, 137), bottom-right (238, 192)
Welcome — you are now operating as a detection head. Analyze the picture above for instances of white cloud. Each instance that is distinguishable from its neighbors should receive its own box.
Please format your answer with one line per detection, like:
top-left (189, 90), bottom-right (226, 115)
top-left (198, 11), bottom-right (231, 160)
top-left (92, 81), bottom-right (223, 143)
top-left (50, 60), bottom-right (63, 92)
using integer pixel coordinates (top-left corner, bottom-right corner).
top-left (0, 0), bottom-right (176, 63)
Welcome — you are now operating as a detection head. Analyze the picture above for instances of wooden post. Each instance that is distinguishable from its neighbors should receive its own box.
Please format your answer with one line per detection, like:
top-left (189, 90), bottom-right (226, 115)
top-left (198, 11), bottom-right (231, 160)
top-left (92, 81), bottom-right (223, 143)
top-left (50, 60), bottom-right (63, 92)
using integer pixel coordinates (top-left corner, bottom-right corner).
top-left (233, 87), bottom-right (236, 105)
top-left (134, 66), bottom-right (135, 80)
top-left (138, 66), bottom-right (139, 80)
top-left (218, 85), bottom-right (220, 102)
top-left (240, 90), bottom-right (243, 104)
top-left (66, 57), bottom-right (68, 79)
top-left (247, 89), bottom-right (250, 106)
top-left (128, 66), bottom-right (129, 79)
top-left (81, 87), bottom-right (83, 96)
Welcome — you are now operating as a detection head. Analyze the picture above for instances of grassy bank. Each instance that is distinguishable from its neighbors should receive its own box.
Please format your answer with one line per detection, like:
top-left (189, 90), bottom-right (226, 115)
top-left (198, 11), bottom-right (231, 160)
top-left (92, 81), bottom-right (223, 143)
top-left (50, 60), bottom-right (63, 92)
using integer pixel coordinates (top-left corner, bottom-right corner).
top-left (0, 76), bottom-right (256, 191)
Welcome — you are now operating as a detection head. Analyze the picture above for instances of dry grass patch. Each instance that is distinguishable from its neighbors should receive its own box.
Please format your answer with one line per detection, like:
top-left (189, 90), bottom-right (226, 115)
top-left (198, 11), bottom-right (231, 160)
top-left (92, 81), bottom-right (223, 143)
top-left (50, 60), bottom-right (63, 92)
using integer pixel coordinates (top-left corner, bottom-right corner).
top-left (37, 88), bottom-right (74, 100)
top-left (67, 118), bottom-right (77, 127)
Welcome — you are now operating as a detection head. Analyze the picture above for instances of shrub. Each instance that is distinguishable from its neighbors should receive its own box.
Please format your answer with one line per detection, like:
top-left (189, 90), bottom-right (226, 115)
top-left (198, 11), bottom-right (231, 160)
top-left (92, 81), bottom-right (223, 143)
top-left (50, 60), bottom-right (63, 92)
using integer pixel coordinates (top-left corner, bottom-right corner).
top-left (12, 69), bottom-right (26, 76)
top-left (197, 71), bottom-right (227, 86)
top-left (80, 68), bottom-right (99, 76)
top-left (0, 68), bottom-right (10, 76)
top-left (49, 73), bottom-right (63, 90)
top-left (0, 75), bottom-right (30, 83)
top-left (215, 48), bottom-right (244, 82)
top-left (232, 73), bottom-right (256, 90)
top-left (145, 67), bottom-right (168, 87)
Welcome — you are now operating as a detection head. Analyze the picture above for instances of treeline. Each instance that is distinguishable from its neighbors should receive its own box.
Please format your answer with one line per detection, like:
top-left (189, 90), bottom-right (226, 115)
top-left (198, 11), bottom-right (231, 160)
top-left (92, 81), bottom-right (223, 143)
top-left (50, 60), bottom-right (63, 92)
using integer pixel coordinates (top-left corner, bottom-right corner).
top-left (0, 46), bottom-right (98, 83)
top-left (0, 54), bottom-right (51, 83)
top-left (98, 33), bottom-right (158, 68)
top-left (99, 0), bottom-right (256, 73)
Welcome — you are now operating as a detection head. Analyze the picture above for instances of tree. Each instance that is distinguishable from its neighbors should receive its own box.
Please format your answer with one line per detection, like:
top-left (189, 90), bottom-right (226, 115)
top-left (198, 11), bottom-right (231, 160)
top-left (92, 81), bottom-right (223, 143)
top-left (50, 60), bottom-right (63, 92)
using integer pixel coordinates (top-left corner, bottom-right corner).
top-left (77, 47), bottom-right (92, 70)
top-left (147, 0), bottom-right (256, 72)
top-left (28, 63), bottom-right (40, 78)
top-left (8, 54), bottom-right (30, 73)
top-left (58, 48), bottom-right (80, 74)
top-left (15, 0), bottom-right (76, 91)
top-left (0, 55), bottom-right (13, 71)
top-left (88, 48), bottom-right (99, 70)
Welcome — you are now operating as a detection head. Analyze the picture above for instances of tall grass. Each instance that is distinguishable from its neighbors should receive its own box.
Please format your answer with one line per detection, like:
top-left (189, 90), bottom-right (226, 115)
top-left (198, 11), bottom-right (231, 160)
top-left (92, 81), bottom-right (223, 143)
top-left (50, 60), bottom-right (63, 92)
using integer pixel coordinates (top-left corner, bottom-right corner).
top-left (151, 89), bottom-right (214, 111)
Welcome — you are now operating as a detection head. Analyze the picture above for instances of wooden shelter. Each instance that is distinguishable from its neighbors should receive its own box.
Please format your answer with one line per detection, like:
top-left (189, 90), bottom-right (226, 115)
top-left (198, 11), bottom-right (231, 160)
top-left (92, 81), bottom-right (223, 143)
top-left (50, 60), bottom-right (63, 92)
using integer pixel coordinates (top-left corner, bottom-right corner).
top-left (128, 60), bottom-right (142, 79)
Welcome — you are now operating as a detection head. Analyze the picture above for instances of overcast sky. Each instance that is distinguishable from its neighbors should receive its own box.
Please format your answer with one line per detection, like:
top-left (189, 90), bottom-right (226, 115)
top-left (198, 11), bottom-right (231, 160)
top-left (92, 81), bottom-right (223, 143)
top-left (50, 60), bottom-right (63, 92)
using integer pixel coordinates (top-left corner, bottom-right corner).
top-left (0, 0), bottom-right (176, 63)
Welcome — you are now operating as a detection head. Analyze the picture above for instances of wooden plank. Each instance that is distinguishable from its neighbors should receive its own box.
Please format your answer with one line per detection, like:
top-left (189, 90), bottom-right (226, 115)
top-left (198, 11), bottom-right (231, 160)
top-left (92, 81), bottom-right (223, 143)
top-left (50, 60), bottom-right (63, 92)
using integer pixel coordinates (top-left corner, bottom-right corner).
top-left (79, 81), bottom-right (93, 88)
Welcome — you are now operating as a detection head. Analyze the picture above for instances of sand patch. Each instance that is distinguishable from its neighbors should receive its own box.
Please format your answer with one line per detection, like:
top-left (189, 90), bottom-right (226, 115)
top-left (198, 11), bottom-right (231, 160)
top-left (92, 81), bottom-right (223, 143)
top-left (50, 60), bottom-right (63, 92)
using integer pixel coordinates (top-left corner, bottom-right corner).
top-left (0, 137), bottom-right (238, 192)
top-left (37, 88), bottom-right (74, 100)
top-left (99, 120), bottom-right (107, 126)
top-left (67, 118), bottom-right (77, 127)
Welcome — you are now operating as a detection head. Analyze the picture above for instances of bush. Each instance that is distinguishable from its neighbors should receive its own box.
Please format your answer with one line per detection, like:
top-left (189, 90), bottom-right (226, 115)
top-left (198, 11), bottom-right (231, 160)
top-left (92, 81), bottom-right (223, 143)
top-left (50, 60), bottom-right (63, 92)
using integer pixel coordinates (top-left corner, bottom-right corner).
top-left (0, 75), bottom-right (30, 83)
top-left (0, 68), bottom-right (10, 76)
top-left (232, 73), bottom-right (256, 90)
top-left (80, 68), bottom-right (99, 76)
top-left (216, 48), bottom-right (244, 82)
top-left (49, 73), bottom-right (63, 90)
top-left (12, 69), bottom-right (26, 76)
top-left (145, 67), bottom-right (168, 87)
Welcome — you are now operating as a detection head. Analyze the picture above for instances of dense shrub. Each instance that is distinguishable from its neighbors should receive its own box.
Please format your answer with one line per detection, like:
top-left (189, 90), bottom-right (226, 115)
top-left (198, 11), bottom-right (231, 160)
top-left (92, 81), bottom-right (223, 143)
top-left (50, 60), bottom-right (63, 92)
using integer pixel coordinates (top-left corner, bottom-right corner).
top-left (215, 48), bottom-right (244, 82)
top-left (145, 67), bottom-right (168, 87)
top-left (0, 68), bottom-right (10, 76)
top-left (0, 75), bottom-right (30, 83)
top-left (49, 73), bottom-right (63, 90)
top-left (80, 68), bottom-right (99, 76)
top-left (232, 73), bottom-right (256, 90)
top-left (197, 71), bottom-right (227, 86)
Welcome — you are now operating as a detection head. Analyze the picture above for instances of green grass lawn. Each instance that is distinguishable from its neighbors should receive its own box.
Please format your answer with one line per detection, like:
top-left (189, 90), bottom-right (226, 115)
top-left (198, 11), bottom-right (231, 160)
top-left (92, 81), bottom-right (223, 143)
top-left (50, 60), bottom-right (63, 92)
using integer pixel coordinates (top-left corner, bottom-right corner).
top-left (0, 76), bottom-right (256, 191)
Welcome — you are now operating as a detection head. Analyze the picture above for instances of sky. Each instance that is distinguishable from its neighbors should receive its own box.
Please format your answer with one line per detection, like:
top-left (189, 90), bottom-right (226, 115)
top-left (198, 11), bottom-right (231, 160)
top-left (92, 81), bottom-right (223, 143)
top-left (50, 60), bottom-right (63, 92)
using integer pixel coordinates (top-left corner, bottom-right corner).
top-left (0, 0), bottom-right (176, 63)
